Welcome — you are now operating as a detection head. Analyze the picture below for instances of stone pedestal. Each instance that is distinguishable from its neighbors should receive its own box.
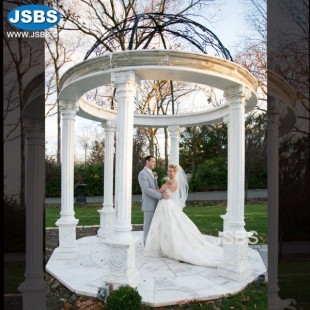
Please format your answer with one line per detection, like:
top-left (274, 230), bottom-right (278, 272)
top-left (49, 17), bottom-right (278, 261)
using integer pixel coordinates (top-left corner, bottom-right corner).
top-left (217, 86), bottom-right (252, 281)
top-left (105, 239), bottom-right (140, 287)
top-left (98, 121), bottom-right (116, 239)
top-left (217, 231), bottom-right (253, 281)
top-left (54, 100), bottom-right (79, 259)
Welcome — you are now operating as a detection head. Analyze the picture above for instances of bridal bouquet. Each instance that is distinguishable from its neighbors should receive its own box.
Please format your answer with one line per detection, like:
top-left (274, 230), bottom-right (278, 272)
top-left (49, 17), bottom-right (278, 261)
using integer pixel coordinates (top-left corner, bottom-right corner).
top-left (160, 176), bottom-right (169, 185)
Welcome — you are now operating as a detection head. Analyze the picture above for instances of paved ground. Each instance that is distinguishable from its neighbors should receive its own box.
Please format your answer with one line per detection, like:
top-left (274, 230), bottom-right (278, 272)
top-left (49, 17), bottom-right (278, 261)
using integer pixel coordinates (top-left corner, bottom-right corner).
top-left (46, 230), bottom-right (267, 307)
top-left (45, 189), bottom-right (267, 205)
top-left (4, 225), bottom-right (268, 309)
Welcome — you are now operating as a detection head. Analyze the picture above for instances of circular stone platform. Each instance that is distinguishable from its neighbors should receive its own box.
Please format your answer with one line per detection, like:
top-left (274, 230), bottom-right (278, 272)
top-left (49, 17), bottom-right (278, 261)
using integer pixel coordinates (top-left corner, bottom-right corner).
top-left (46, 231), bottom-right (266, 307)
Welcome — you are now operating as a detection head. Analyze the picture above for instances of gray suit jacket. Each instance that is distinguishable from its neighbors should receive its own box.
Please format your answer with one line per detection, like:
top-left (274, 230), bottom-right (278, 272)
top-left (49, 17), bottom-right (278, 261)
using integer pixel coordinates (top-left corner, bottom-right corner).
top-left (138, 167), bottom-right (162, 212)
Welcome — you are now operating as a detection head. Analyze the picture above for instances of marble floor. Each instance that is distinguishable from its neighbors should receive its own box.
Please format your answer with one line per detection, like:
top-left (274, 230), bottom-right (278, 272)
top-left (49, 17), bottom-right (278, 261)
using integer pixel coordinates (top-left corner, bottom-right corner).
top-left (46, 232), bottom-right (267, 307)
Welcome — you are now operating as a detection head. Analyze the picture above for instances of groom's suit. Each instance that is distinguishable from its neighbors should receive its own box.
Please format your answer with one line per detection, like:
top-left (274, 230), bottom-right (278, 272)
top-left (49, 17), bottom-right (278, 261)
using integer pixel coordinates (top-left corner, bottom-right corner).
top-left (138, 167), bottom-right (162, 244)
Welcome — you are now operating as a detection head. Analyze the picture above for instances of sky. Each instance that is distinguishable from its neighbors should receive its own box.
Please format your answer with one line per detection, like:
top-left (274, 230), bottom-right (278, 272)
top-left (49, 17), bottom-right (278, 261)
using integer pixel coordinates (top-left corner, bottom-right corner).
top-left (45, 0), bottom-right (252, 161)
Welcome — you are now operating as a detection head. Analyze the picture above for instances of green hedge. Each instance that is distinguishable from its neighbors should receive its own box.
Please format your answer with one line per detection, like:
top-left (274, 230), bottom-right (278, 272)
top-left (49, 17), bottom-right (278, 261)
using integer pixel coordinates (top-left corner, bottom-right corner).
top-left (189, 157), bottom-right (227, 191)
top-left (46, 159), bottom-right (266, 197)
top-left (46, 161), bottom-right (104, 197)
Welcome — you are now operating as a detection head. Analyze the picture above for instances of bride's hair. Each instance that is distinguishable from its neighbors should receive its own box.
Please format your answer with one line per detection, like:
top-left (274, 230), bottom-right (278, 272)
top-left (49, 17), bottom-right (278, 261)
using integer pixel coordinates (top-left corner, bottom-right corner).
top-left (167, 163), bottom-right (189, 209)
top-left (168, 163), bottom-right (178, 172)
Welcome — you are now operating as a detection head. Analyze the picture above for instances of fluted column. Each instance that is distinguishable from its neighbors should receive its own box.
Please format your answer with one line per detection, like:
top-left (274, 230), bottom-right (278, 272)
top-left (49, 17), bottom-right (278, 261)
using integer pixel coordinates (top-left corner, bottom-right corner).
top-left (220, 115), bottom-right (231, 236)
top-left (18, 120), bottom-right (46, 309)
top-left (98, 121), bottom-right (116, 239)
top-left (267, 97), bottom-right (293, 309)
top-left (104, 71), bottom-right (140, 287)
top-left (54, 100), bottom-right (79, 259)
top-left (113, 71), bottom-right (137, 237)
top-left (218, 85), bottom-right (253, 281)
top-left (168, 125), bottom-right (180, 164)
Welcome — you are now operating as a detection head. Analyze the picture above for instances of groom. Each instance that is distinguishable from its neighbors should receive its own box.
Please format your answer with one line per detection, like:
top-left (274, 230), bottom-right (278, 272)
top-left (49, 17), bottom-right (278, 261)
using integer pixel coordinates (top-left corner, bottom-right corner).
top-left (138, 155), bottom-right (169, 245)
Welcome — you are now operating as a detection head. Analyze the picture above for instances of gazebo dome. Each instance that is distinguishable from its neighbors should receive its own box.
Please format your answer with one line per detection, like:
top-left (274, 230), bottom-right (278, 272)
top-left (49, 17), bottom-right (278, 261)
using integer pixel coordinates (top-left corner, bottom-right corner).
top-left (84, 13), bottom-right (233, 61)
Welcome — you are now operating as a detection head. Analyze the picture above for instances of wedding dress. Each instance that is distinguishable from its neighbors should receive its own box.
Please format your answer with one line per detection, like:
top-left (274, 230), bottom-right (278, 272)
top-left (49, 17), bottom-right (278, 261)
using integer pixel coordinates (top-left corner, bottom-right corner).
top-left (143, 188), bottom-right (223, 267)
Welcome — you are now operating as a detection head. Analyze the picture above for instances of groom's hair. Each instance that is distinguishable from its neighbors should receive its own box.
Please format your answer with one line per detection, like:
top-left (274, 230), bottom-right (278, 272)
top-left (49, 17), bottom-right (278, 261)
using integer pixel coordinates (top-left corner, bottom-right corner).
top-left (145, 155), bottom-right (155, 163)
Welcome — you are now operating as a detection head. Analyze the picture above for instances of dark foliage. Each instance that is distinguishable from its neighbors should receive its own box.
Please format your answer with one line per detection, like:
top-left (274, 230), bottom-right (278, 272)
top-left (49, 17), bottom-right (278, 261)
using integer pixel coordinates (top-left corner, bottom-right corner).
top-left (4, 195), bottom-right (25, 252)
top-left (279, 135), bottom-right (310, 242)
top-left (107, 285), bottom-right (142, 310)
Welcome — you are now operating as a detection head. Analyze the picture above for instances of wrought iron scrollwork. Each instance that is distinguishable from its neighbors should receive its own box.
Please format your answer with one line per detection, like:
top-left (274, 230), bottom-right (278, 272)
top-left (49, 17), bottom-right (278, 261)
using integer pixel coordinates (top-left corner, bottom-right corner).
top-left (84, 13), bottom-right (233, 61)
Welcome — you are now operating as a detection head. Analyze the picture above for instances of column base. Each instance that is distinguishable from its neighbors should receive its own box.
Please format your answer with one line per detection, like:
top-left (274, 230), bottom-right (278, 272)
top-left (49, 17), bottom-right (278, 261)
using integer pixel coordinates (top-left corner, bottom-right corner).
top-left (55, 219), bottom-right (79, 259)
top-left (18, 277), bottom-right (46, 309)
top-left (220, 213), bottom-right (230, 231)
top-left (104, 235), bottom-right (140, 287)
top-left (97, 229), bottom-right (114, 239)
top-left (217, 262), bottom-right (252, 282)
top-left (97, 208), bottom-right (115, 239)
top-left (217, 231), bottom-right (253, 282)
top-left (53, 245), bottom-right (79, 259)
top-left (268, 290), bottom-right (297, 310)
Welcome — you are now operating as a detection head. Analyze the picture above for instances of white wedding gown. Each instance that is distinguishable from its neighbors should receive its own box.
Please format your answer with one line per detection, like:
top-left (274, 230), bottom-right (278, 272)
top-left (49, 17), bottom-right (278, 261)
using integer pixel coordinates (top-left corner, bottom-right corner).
top-left (143, 189), bottom-right (223, 267)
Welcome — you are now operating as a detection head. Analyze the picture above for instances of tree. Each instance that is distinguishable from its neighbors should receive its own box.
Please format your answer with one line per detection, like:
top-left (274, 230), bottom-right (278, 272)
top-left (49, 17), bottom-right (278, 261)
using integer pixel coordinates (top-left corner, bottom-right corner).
top-left (244, 112), bottom-right (267, 201)
top-left (180, 123), bottom-right (228, 172)
top-left (3, 3), bottom-right (44, 206)
top-left (52, 0), bottom-right (220, 158)
top-left (45, 0), bottom-right (82, 163)
top-left (88, 139), bottom-right (104, 164)
top-left (243, 0), bottom-right (309, 246)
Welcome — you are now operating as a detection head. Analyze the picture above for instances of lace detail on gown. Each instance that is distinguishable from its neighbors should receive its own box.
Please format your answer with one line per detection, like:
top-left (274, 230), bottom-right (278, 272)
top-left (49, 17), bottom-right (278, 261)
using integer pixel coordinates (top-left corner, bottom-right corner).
top-left (143, 188), bottom-right (223, 267)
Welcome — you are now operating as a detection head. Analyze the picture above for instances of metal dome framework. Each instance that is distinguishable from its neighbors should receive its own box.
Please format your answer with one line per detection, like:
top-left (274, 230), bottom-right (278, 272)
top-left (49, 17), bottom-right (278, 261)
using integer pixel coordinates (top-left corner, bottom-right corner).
top-left (84, 13), bottom-right (233, 61)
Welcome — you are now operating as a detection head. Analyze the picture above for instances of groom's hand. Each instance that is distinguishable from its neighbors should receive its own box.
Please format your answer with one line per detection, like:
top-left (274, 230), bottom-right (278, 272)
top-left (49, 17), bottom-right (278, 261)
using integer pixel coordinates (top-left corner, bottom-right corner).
top-left (162, 192), bottom-right (170, 199)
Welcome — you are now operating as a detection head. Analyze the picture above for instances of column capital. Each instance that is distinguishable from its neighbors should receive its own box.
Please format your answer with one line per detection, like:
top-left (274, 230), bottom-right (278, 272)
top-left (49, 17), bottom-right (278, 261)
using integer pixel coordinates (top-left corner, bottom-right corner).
top-left (59, 100), bottom-right (79, 114)
top-left (268, 96), bottom-right (288, 118)
top-left (168, 125), bottom-right (180, 135)
top-left (111, 71), bottom-right (140, 87)
top-left (101, 120), bottom-right (116, 132)
top-left (23, 119), bottom-right (44, 133)
top-left (223, 115), bottom-right (230, 124)
top-left (224, 85), bottom-right (251, 104)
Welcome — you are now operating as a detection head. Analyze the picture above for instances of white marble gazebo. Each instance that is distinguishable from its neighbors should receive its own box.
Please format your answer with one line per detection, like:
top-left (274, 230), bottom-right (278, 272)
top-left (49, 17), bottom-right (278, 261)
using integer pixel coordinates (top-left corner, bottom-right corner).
top-left (46, 50), bottom-right (268, 305)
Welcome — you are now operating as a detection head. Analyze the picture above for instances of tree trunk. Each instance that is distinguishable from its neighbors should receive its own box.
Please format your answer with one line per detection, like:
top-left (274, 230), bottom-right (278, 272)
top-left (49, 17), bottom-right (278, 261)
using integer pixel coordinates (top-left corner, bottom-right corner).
top-left (164, 128), bottom-right (168, 169)
top-left (20, 120), bottom-right (25, 210)
top-left (149, 129), bottom-right (155, 156)
top-left (57, 99), bottom-right (61, 164)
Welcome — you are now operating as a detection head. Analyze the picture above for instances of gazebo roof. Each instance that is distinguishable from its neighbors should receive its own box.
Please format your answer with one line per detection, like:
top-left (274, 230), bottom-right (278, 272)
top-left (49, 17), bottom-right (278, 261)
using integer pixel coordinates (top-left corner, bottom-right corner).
top-left (59, 49), bottom-right (258, 127)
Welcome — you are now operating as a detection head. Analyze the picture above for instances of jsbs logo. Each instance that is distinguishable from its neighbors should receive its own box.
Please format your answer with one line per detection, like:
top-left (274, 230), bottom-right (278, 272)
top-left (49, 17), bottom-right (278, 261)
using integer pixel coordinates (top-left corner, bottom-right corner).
top-left (8, 4), bottom-right (61, 31)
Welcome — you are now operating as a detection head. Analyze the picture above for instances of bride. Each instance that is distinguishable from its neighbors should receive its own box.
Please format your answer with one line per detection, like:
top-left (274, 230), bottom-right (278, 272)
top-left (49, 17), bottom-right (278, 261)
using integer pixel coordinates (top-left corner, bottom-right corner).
top-left (143, 163), bottom-right (223, 267)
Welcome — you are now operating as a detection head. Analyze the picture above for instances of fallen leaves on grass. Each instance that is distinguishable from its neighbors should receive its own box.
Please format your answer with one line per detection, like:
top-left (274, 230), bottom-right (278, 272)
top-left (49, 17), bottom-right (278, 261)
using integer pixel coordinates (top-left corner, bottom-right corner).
top-left (75, 296), bottom-right (105, 309)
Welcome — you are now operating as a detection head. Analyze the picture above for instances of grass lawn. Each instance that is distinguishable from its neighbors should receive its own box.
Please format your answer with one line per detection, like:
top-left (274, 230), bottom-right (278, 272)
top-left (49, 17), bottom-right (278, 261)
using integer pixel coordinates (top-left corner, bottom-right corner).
top-left (45, 203), bottom-right (267, 243)
top-left (4, 262), bottom-right (25, 294)
top-left (278, 261), bottom-right (310, 309)
top-left (178, 281), bottom-right (268, 309)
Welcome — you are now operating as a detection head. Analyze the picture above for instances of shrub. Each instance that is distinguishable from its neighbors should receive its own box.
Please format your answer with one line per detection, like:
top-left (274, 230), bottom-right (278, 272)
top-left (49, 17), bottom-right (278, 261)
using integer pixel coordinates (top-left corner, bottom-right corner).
top-left (190, 157), bottom-right (227, 191)
top-left (4, 195), bottom-right (25, 252)
top-left (45, 156), bottom-right (61, 197)
top-left (107, 285), bottom-right (142, 310)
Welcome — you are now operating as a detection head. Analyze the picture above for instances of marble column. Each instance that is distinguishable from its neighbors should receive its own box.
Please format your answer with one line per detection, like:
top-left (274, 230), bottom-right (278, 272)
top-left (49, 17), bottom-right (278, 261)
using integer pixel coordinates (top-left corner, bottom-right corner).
top-left (220, 115), bottom-right (231, 235)
top-left (54, 100), bottom-right (79, 259)
top-left (168, 125), bottom-right (180, 164)
top-left (267, 97), bottom-right (294, 309)
top-left (18, 120), bottom-right (46, 309)
top-left (217, 85), bottom-right (253, 282)
top-left (104, 71), bottom-right (140, 287)
top-left (98, 121), bottom-right (116, 239)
